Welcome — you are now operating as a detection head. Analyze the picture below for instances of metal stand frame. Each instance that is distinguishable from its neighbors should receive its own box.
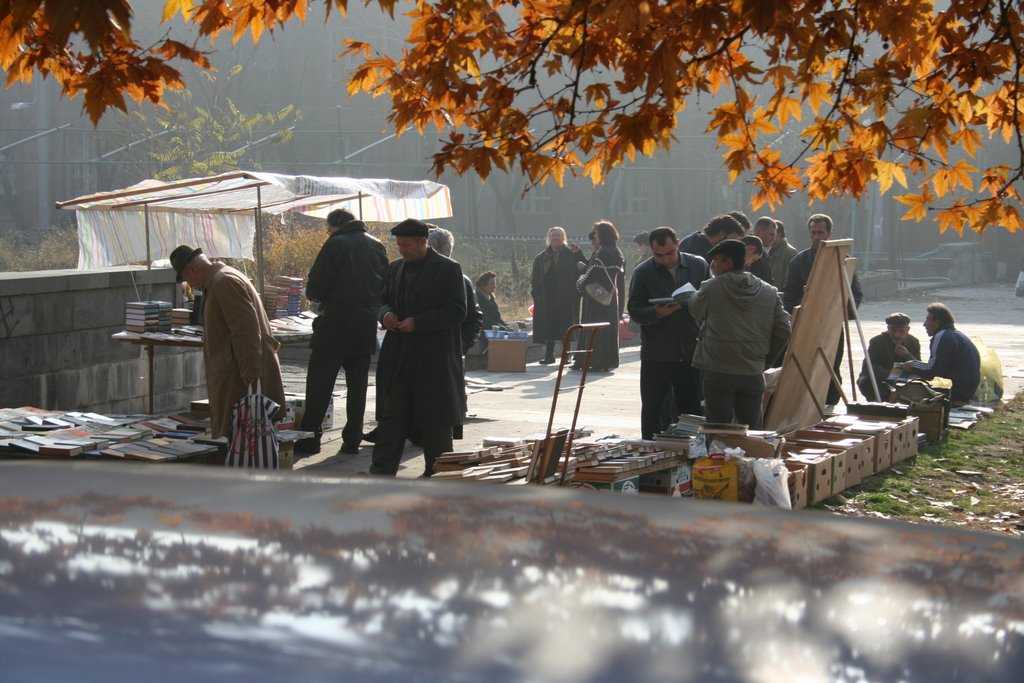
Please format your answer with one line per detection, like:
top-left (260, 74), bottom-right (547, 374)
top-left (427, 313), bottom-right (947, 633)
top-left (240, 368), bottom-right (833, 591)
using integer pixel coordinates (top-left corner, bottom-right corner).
top-left (529, 322), bottom-right (610, 485)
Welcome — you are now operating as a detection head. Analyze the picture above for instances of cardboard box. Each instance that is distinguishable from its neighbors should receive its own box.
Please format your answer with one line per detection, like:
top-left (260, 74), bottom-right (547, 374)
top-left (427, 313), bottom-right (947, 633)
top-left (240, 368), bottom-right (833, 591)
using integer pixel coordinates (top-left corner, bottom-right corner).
top-left (278, 441), bottom-right (294, 471)
top-left (487, 338), bottom-right (527, 372)
top-left (910, 401), bottom-right (947, 442)
top-left (784, 460), bottom-right (809, 509)
top-left (891, 417), bottom-right (919, 463)
top-left (639, 462), bottom-right (693, 496)
top-left (279, 393), bottom-right (334, 431)
top-left (785, 448), bottom-right (836, 503)
top-left (872, 429), bottom-right (893, 472)
top-left (705, 432), bottom-right (783, 459)
top-left (578, 475), bottom-right (640, 494)
top-left (788, 429), bottom-right (872, 486)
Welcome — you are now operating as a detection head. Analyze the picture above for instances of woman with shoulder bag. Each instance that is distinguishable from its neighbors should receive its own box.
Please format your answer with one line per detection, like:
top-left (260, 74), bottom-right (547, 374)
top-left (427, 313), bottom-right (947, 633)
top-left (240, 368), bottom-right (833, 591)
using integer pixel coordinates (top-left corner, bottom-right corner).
top-left (573, 220), bottom-right (625, 372)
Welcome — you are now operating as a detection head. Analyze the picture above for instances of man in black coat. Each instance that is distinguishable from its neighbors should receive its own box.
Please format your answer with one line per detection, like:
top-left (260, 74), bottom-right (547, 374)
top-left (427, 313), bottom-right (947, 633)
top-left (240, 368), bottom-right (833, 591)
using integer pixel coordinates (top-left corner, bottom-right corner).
top-left (783, 213), bottom-right (864, 405)
top-left (370, 219), bottom-right (467, 477)
top-left (297, 208), bottom-right (388, 456)
top-left (677, 214), bottom-right (746, 261)
top-left (627, 227), bottom-right (709, 439)
top-left (531, 226), bottom-right (587, 364)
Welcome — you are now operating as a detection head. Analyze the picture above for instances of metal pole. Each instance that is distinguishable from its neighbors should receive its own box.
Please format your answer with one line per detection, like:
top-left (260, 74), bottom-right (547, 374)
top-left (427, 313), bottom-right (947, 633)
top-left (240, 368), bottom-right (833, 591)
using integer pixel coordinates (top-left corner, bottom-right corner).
top-left (144, 204), bottom-right (151, 270)
top-left (842, 254), bottom-right (878, 401)
top-left (255, 185), bottom-right (265, 297)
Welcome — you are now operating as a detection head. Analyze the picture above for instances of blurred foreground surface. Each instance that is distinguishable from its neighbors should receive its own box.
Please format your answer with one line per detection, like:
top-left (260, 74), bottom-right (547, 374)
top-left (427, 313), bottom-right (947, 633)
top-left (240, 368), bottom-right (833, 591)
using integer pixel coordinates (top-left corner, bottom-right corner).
top-left (1, 461), bottom-right (1022, 682)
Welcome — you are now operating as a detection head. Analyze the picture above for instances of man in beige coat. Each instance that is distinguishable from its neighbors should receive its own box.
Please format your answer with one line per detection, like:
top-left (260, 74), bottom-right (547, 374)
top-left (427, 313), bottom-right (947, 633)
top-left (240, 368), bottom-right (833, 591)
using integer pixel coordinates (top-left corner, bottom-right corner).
top-left (170, 245), bottom-right (285, 438)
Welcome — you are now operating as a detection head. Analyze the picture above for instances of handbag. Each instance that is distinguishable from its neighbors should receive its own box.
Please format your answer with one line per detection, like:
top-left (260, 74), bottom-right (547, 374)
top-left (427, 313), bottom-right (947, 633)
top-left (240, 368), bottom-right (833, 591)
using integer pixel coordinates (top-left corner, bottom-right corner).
top-left (579, 258), bottom-right (615, 306)
top-left (584, 281), bottom-right (614, 306)
top-left (226, 380), bottom-right (280, 469)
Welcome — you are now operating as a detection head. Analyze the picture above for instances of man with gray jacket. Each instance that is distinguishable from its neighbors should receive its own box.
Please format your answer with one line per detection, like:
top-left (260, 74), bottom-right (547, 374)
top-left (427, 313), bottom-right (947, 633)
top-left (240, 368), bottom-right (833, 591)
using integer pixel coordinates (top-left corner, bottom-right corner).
top-left (688, 239), bottom-right (791, 429)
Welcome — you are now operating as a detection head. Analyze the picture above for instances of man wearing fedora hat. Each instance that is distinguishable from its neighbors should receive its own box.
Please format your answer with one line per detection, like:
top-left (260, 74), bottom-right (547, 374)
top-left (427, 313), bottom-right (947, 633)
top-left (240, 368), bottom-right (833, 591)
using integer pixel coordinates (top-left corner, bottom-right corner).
top-left (688, 238), bottom-right (791, 429)
top-left (169, 244), bottom-right (285, 438)
top-left (369, 218), bottom-right (467, 477)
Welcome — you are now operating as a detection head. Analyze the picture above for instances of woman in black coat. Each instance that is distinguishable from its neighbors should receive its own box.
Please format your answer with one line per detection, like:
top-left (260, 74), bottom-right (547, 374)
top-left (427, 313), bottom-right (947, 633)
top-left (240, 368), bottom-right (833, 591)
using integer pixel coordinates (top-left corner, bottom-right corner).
top-left (531, 226), bottom-right (587, 364)
top-left (573, 220), bottom-right (626, 372)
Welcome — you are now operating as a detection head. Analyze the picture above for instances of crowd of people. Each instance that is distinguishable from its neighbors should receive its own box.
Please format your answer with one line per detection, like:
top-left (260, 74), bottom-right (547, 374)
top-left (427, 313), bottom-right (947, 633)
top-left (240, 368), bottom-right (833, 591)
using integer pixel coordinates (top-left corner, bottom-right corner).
top-left (167, 207), bottom-right (981, 475)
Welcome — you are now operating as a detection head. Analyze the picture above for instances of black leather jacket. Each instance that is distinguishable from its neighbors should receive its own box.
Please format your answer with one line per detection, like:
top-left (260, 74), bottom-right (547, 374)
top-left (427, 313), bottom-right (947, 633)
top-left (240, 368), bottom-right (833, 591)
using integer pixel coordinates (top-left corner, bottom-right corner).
top-left (626, 253), bottom-right (709, 363)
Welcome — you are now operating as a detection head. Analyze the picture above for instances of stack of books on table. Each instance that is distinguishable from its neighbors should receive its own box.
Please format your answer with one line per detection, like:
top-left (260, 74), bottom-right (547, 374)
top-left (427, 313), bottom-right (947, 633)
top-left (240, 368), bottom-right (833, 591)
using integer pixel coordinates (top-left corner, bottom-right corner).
top-left (263, 275), bottom-right (304, 319)
top-left (171, 307), bottom-right (192, 326)
top-left (125, 300), bottom-right (172, 333)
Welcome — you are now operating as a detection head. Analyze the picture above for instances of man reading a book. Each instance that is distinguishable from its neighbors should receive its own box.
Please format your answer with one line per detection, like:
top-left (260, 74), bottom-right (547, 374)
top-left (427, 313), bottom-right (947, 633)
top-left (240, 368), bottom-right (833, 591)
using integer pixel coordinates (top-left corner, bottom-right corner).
top-left (626, 227), bottom-right (709, 439)
top-left (857, 312), bottom-right (921, 401)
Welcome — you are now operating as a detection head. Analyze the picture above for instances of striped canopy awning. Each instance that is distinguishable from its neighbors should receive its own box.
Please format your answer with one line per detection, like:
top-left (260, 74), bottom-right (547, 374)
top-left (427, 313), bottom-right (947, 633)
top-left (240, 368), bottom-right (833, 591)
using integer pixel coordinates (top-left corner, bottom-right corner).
top-left (58, 172), bottom-right (453, 270)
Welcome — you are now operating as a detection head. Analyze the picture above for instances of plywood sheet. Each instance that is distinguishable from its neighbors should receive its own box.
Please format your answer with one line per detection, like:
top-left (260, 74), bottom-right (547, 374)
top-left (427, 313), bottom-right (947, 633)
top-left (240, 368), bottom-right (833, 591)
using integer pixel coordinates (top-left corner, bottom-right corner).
top-left (764, 239), bottom-right (857, 432)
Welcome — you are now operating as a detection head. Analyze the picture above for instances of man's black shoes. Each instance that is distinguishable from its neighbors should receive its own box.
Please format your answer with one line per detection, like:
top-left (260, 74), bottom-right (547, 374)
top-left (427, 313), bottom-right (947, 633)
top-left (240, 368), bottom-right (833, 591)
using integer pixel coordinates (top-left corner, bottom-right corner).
top-left (339, 442), bottom-right (361, 455)
top-left (294, 436), bottom-right (321, 456)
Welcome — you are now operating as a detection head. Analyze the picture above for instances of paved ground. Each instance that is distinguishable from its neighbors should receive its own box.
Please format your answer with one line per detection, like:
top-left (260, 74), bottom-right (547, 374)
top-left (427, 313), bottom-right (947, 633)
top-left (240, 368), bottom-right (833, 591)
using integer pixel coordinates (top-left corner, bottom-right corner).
top-left (284, 281), bottom-right (1024, 479)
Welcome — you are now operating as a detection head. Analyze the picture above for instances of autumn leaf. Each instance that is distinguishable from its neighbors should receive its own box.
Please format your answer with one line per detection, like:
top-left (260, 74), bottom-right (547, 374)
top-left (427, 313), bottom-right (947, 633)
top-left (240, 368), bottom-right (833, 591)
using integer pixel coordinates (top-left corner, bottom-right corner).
top-left (895, 191), bottom-right (934, 222)
top-left (875, 160), bottom-right (908, 194)
top-left (162, 0), bottom-right (194, 22)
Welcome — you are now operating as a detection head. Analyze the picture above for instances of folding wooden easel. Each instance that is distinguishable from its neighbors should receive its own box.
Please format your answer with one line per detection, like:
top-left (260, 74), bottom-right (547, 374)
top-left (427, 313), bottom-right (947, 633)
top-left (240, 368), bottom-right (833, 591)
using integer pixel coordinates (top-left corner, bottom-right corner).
top-left (763, 239), bottom-right (872, 432)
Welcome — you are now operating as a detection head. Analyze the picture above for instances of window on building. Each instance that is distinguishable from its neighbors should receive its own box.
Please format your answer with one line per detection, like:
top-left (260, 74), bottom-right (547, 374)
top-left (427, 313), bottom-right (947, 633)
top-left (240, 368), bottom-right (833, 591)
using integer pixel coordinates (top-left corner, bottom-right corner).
top-left (65, 132), bottom-right (98, 199)
top-left (616, 176), bottom-right (649, 215)
top-left (519, 186), bottom-right (551, 214)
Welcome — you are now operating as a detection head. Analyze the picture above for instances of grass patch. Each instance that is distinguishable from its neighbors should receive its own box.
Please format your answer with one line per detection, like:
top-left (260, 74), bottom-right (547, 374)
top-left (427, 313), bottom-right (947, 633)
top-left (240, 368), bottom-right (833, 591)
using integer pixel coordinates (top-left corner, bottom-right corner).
top-left (816, 393), bottom-right (1024, 536)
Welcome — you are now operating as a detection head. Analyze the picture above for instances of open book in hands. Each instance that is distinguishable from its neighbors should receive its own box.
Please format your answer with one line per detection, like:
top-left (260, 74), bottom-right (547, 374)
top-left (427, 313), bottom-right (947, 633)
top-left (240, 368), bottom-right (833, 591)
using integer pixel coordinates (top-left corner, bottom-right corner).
top-left (649, 282), bottom-right (697, 305)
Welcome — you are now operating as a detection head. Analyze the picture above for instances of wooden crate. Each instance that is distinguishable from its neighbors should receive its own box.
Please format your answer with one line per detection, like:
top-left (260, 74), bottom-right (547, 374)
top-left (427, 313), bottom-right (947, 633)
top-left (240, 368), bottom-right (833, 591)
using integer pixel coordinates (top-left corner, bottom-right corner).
top-left (910, 402), bottom-right (947, 442)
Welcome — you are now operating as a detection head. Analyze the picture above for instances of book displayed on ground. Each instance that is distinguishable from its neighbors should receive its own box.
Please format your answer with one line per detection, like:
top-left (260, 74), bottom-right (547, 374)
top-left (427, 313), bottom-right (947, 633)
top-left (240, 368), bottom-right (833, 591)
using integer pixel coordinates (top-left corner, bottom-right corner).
top-left (698, 422), bottom-right (749, 434)
top-left (171, 325), bottom-right (203, 337)
top-left (649, 282), bottom-right (697, 305)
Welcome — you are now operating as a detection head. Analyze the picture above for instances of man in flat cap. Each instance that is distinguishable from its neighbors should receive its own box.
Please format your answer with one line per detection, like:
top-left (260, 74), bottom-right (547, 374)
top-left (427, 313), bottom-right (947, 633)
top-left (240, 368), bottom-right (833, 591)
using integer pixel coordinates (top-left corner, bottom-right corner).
top-left (168, 244), bottom-right (285, 439)
top-left (857, 312), bottom-right (921, 401)
top-left (369, 218), bottom-right (467, 477)
top-left (688, 238), bottom-right (791, 429)
top-left (295, 208), bottom-right (389, 457)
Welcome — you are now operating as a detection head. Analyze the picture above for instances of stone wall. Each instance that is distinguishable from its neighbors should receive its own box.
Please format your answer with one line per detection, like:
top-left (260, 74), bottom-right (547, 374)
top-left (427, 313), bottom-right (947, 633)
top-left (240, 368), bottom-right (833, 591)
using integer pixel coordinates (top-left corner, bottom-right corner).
top-left (0, 267), bottom-right (205, 414)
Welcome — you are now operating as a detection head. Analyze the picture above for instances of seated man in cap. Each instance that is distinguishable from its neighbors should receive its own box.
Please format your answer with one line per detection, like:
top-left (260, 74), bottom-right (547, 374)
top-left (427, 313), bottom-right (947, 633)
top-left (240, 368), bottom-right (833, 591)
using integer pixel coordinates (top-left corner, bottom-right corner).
top-left (370, 218), bottom-right (467, 477)
top-left (857, 312), bottom-right (921, 401)
top-left (169, 244), bottom-right (285, 440)
top-left (688, 238), bottom-right (791, 430)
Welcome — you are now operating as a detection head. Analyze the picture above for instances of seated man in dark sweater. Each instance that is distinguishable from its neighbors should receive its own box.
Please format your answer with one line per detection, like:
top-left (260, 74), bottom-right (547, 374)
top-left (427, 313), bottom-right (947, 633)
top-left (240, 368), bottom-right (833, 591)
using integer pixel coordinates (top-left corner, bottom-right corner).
top-left (902, 303), bottom-right (980, 405)
top-left (858, 312), bottom-right (921, 401)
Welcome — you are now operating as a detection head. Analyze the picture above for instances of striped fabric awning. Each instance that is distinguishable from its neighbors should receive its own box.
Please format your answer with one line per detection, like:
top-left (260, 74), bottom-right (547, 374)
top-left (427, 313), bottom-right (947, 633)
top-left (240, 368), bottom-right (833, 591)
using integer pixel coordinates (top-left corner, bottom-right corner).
top-left (58, 172), bottom-right (453, 270)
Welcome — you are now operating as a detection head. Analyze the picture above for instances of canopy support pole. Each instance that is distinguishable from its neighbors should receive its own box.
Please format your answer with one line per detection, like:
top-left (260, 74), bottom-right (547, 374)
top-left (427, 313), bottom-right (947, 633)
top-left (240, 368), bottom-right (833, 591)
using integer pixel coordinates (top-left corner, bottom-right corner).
top-left (256, 185), bottom-right (265, 298)
top-left (144, 204), bottom-right (151, 270)
top-left (357, 192), bottom-right (364, 220)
